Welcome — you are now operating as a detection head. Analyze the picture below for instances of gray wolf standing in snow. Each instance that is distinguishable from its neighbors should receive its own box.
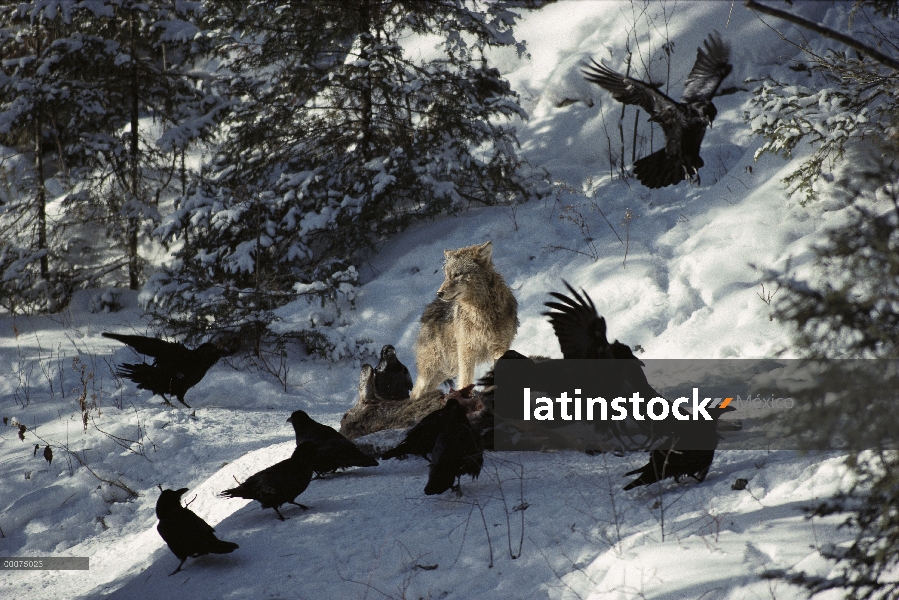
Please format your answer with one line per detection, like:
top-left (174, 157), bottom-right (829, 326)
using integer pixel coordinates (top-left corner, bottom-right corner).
top-left (411, 241), bottom-right (518, 398)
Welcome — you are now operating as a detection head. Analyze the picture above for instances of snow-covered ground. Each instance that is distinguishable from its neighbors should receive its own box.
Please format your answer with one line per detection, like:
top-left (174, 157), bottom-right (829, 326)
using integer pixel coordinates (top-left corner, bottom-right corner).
top-left (1, 2), bottom-right (870, 598)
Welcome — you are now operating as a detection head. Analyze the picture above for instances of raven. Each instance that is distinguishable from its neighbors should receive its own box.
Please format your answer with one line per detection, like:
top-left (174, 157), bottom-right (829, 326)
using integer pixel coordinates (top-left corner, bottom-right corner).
top-left (582, 31), bottom-right (732, 188)
top-left (623, 405), bottom-right (737, 490)
top-left (373, 345), bottom-right (413, 400)
top-left (544, 282), bottom-right (615, 359)
top-left (156, 487), bottom-right (239, 576)
top-left (542, 281), bottom-right (669, 451)
top-left (543, 281), bottom-right (657, 391)
top-left (103, 332), bottom-right (234, 408)
top-left (287, 410), bottom-right (378, 476)
top-left (220, 442), bottom-right (316, 520)
top-left (380, 398), bottom-right (468, 461)
top-left (479, 349), bottom-right (532, 388)
top-left (424, 405), bottom-right (484, 496)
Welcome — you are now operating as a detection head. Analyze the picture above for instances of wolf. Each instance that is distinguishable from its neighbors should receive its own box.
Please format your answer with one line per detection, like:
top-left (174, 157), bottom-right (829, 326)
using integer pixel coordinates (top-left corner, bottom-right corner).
top-left (411, 241), bottom-right (518, 398)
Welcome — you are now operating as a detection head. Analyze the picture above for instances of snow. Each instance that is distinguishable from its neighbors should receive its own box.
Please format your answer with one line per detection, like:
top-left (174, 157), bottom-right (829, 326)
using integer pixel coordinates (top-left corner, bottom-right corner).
top-left (0, 1), bottom-right (880, 599)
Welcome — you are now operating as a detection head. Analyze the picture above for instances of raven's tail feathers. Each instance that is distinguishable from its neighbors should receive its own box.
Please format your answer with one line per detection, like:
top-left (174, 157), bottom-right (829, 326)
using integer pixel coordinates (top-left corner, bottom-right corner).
top-left (210, 540), bottom-right (239, 554)
top-left (633, 149), bottom-right (685, 189)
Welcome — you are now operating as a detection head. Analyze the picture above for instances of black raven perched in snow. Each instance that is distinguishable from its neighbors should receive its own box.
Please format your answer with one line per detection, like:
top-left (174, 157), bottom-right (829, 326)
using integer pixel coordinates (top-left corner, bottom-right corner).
top-left (156, 487), bottom-right (238, 576)
top-left (287, 410), bottom-right (378, 476)
top-left (220, 442), bottom-right (317, 520)
top-left (380, 397), bottom-right (468, 461)
top-left (582, 31), bottom-right (732, 188)
top-left (623, 405), bottom-right (737, 490)
top-left (373, 345), bottom-right (413, 400)
top-left (424, 402), bottom-right (484, 496)
top-left (103, 332), bottom-right (234, 408)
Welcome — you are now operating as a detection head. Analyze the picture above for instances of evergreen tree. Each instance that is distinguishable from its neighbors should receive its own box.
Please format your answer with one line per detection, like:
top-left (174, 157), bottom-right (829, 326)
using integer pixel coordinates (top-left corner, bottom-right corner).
top-left (744, 5), bottom-right (899, 596)
top-left (145, 0), bottom-right (548, 351)
top-left (0, 1), bottom-right (84, 312)
top-left (767, 126), bottom-right (899, 600)
top-left (744, 0), bottom-right (899, 203)
top-left (0, 0), bottom-right (225, 312)
top-left (61, 0), bottom-right (226, 291)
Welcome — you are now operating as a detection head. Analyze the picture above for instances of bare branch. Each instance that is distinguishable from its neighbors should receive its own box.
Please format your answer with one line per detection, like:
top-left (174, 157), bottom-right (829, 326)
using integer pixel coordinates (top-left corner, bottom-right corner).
top-left (745, 0), bottom-right (899, 71)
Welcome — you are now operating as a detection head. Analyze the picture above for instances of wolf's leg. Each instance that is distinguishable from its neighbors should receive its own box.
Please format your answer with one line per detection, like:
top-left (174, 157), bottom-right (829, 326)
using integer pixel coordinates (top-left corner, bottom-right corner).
top-left (412, 314), bottom-right (456, 398)
top-left (410, 353), bottom-right (449, 399)
top-left (489, 334), bottom-right (515, 363)
top-left (457, 347), bottom-right (476, 389)
top-left (410, 373), bottom-right (439, 399)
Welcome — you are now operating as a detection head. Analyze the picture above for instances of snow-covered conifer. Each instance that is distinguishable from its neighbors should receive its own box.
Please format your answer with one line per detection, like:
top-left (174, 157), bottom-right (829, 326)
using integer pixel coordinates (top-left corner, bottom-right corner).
top-left (0, 1), bottom-right (225, 312)
top-left (145, 0), bottom-right (549, 349)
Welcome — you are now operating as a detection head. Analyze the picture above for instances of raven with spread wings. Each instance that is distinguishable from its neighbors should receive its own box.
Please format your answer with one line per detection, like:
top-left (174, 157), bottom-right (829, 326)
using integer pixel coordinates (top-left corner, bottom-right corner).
top-left (542, 281), bottom-right (667, 451)
top-left (582, 31), bottom-right (732, 188)
top-left (103, 332), bottom-right (235, 408)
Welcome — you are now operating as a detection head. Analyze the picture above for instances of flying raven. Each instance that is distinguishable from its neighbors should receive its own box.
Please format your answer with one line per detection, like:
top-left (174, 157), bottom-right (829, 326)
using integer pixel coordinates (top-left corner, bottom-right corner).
top-left (424, 404), bottom-right (484, 496)
top-left (103, 332), bottom-right (234, 408)
top-left (156, 487), bottom-right (239, 576)
top-left (287, 410), bottom-right (378, 476)
top-left (623, 405), bottom-right (737, 490)
top-left (582, 31), bottom-right (732, 188)
top-left (220, 442), bottom-right (317, 520)
top-left (373, 345), bottom-right (413, 400)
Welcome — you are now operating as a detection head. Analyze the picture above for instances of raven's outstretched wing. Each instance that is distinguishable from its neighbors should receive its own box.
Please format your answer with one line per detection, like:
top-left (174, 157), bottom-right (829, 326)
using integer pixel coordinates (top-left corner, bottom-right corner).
top-left (102, 332), bottom-right (188, 360)
top-left (581, 59), bottom-right (678, 118)
top-left (115, 363), bottom-right (175, 394)
top-left (543, 280), bottom-right (610, 359)
top-left (581, 32), bottom-right (730, 190)
top-left (681, 31), bottom-right (732, 103)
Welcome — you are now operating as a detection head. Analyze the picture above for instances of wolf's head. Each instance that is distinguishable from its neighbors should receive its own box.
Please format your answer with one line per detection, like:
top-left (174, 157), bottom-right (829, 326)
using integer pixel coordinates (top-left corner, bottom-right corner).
top-left (437, 241), bottom-right (494, 302)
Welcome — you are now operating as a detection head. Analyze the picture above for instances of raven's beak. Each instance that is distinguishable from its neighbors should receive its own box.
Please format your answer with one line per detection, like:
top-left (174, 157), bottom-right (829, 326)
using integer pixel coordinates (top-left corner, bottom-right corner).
top-left (175, 487), bottom-right (189, 496)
